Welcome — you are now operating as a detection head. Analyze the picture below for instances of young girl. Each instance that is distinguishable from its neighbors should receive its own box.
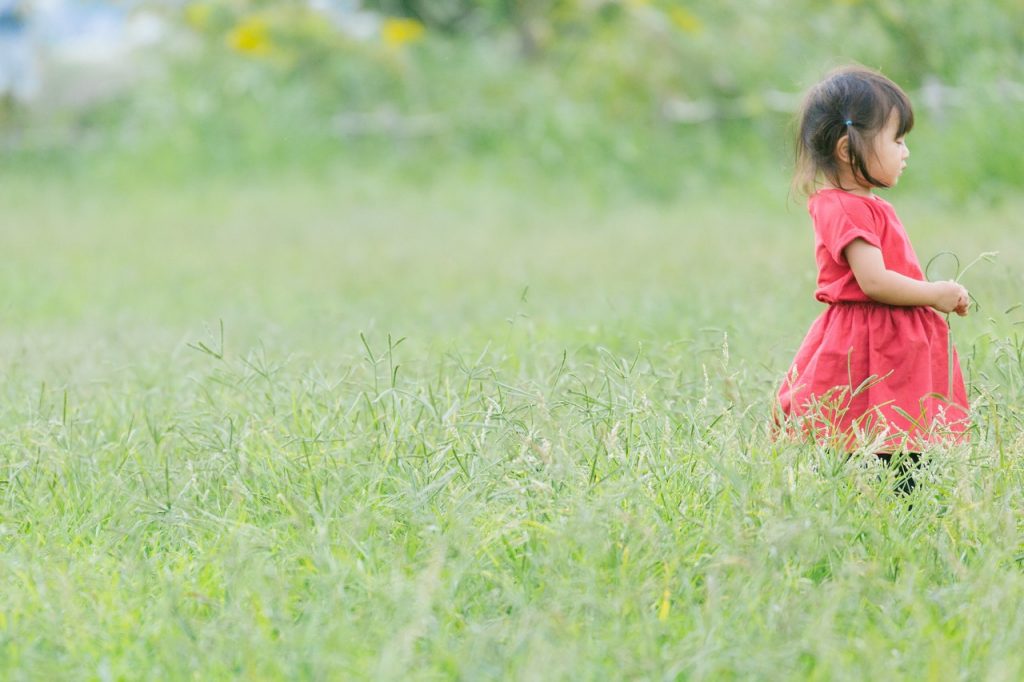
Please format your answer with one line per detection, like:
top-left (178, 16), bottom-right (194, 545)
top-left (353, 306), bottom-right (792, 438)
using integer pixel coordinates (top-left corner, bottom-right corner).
top-left (778, 66), bottom-right (970, 472)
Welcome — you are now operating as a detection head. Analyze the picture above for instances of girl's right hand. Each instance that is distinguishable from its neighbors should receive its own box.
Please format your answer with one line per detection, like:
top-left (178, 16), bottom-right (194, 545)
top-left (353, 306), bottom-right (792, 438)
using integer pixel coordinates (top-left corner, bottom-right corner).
top-left (932, 280), bottom-right (969, 315)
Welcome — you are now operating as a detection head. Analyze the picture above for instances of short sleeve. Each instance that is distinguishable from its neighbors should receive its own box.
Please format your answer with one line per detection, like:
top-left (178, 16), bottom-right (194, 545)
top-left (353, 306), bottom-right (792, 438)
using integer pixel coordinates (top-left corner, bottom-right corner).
top-left (813, 194), bottom-right (883, 264)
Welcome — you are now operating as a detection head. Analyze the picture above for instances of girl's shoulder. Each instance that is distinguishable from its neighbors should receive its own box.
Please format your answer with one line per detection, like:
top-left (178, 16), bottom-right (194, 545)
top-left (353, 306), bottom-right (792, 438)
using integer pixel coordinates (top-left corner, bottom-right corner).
top-left (809, 188), bottom-right (893, 224)
top-left (809, 187), bottom-right (889, 207)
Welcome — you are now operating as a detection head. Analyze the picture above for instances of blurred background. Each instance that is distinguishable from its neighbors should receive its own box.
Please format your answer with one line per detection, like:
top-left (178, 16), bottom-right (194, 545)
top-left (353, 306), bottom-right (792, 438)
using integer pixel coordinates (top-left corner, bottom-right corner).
top-left (3, 6), bottom-right (1024, 679)
top-left (1, 0), bottom-right (1021, 200)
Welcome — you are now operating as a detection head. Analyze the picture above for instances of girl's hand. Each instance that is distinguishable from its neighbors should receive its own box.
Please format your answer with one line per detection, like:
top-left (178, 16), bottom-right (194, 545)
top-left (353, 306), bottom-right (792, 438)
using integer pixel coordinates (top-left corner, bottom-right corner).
top-left (932, 280), bottom-right (969, 315)
top-left (954, 284), bottom-right (970, 316)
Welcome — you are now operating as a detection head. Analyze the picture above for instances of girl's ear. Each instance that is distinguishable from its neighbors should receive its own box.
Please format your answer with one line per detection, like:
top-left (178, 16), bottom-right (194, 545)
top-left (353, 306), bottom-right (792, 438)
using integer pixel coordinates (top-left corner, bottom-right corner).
top-left (835, 134), bottom-right (852, 164)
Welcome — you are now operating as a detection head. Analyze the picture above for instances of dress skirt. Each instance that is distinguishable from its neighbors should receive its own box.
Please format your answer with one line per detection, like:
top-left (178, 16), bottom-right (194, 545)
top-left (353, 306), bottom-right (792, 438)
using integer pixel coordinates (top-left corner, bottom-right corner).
top-left (778, 302), bottom-right (968, 451)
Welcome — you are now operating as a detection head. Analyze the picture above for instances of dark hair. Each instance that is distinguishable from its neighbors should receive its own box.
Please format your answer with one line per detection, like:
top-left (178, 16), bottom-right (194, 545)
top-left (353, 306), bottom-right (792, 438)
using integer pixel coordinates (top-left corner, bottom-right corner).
top-left (793, 65), bottom-right (914, 196)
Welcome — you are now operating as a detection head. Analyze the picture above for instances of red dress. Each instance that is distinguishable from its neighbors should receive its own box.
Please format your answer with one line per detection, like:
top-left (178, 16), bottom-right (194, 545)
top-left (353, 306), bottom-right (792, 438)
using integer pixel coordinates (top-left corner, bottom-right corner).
top-left (778, 189), bottom-right (969, 451)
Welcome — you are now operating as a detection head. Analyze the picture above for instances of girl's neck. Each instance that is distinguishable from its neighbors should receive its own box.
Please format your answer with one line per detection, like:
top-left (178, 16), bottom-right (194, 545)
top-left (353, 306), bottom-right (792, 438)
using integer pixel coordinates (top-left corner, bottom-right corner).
top-left (820, 186), bottom-right (873, 198)
top-left (820, 178), bottom-right (873, 198)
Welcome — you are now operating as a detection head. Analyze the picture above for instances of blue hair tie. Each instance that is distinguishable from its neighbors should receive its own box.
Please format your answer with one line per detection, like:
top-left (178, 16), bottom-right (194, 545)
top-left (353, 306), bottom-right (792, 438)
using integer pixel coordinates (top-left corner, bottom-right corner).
top-left (844, 119), bottom-right (853, 127)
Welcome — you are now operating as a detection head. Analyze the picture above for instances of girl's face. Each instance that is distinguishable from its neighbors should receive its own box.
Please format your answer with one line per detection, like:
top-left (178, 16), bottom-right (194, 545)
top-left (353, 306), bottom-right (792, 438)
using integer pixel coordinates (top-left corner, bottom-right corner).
top-left (865, 109), bottom-right (910, 188)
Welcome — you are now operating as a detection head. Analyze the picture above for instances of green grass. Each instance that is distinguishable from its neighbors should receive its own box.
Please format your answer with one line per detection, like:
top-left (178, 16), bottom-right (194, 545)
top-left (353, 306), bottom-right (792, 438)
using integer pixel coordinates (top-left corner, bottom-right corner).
top-left (2, 168), bottom-right (1024, 679)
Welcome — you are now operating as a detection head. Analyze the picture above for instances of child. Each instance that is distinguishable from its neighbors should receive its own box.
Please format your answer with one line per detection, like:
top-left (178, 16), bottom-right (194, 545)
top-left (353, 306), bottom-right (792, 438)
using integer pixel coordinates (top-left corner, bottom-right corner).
top-left (778, 65), bottom-right (970, 479)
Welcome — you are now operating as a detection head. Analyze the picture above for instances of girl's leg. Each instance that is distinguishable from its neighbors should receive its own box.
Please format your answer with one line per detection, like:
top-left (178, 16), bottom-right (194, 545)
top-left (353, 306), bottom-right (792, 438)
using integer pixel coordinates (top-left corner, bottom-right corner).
top-left (876, 452), bottom-right (922, 495)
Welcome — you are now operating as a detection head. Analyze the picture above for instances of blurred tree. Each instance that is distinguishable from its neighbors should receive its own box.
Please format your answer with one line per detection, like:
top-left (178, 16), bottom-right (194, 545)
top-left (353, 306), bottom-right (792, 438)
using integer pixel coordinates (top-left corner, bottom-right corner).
top-left (364, 0), bottom-right (494, 32)
top-left (848, 0), bottom-right (1024, 86)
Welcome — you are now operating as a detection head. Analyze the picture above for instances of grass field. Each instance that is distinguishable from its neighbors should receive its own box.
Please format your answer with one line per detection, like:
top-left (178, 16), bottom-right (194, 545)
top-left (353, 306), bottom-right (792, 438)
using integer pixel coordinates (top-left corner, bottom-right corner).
top-left (2, 168), bottom-right (1024, 679)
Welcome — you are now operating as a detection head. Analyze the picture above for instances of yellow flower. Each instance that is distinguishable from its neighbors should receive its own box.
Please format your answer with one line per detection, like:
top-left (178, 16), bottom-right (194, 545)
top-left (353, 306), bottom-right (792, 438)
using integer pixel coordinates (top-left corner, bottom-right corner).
top-left (669, 7), bottom-right (702, 34)
top-left (381, 17), bottom-right (425, 49)
top-left (227, 17), bottom-right (274, 57)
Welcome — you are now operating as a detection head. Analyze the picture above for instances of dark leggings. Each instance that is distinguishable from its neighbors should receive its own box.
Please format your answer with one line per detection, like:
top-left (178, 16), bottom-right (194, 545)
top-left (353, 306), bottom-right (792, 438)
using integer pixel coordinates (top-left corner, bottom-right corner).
top-left (876, 452), bottom-right (922, 495)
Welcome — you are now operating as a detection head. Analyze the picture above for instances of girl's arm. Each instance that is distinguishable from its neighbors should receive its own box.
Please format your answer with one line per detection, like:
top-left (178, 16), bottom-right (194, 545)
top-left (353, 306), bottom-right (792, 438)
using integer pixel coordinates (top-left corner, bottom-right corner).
top-left (844, 239), bottom-right (969, 315)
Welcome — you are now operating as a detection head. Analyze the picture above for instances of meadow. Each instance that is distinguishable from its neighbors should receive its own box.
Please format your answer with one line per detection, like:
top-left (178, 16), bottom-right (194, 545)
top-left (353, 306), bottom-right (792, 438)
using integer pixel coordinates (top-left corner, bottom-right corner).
top-left (1, 165), bottom-right (1024, 679)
